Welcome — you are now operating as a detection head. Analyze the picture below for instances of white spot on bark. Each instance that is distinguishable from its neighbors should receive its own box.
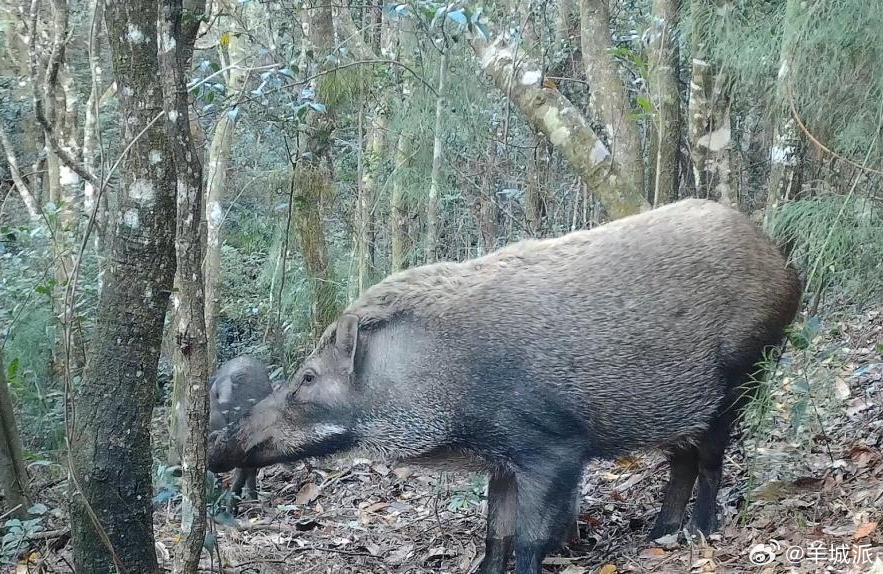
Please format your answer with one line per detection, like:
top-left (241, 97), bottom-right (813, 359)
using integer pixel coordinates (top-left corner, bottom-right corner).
top-left (520, 70), bottom-right (542, 86)
top-left (123, 209), bottom-right (140, 228)
top-left (126, 24), bottom-right (145, 45)
top-left (149, 150), bottom-right (163, 164)
top-left (160, 30), bottom-right (176, 53)
top-left (697, 127), bottom-right (731, 152)
top-left (129, 180), bottom-right (155, 204)
top-left (590, 139), bottom-right (611, 165)
top-left (122, 85), bottom-right (134, 97)
top-left (59, 165), bottom-right (80, 186)
top-left (207, 201), bottom-right (223, 228)
top-left (168, 110), bottom-right (179, 123)
top-left (542, 107), bottom-right (571, 146)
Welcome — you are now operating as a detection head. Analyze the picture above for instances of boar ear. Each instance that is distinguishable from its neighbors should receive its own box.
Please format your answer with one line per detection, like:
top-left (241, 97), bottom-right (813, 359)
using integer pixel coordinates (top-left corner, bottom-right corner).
top-left (335, 314), bottom-right (359, 373)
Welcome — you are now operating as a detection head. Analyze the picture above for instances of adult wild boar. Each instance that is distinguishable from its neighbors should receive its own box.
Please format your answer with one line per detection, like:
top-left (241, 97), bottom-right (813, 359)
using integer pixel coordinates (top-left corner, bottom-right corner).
top-left (209, 356), bottom-right (273, 504)
top-left (208, 199), bottom-right (801, 574)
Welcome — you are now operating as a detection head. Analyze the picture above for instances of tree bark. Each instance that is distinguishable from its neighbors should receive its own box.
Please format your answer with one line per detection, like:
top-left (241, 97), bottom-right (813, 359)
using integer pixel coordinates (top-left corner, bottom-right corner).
top-left (579, 0), bottom-right (645, 195)
top-left (647, 0), bottom-right (681, 205)
top-left (0, 123), bottom-right (40, 221)
top-left (425, 52), bottom-right (447, 263)
top-left (469, 26), bottom-right (650, 220)
top-left (203, 0), bottom-right (253, 371)
top-left (389, 132), bottom-right (411, 272)
top-left (83, 0), bottom-right (104, 231)
top-left (766, 0), bottom-right (805, 215)
top-left (70, 3), bottom-right (177, 573)
top-left (294, 0), bottom-right (339, 341)
top-left (688, 0), bottom-right (734, 205)
top-left (337, 3), bottom-right (384, 294)
top-left (0, 351), bottom-right (31, 519)
top-left (157, 1), bottom-right (209, 572)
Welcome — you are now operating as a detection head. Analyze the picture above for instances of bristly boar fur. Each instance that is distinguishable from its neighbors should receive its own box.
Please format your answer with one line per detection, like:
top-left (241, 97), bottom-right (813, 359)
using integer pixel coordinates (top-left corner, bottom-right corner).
top-left (208, 199), bottom-right (801, 574)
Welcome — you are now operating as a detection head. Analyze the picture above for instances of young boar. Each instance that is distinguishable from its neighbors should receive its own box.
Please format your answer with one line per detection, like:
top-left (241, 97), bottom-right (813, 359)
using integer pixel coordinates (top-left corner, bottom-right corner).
top-left (209, 356), bottom-right (273, 504)
top-left (208, 199), bottom-right (801, 574)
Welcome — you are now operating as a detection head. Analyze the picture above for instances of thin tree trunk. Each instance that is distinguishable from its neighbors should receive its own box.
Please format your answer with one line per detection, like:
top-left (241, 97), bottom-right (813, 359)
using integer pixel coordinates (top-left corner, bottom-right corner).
top-left (336, 2), bottom-right (385, 293)
top-left (525, 142), bottom-right (550, 236)
top-left (70, 3), bottom-right (176, 572)
top-left (766, 0), bottom-right (805, 216)
top-left (0, 124), bottom-right (40, 221)
top-left (203, 0), bottom-right (252, 371)
top-left (389, 132), bottom-right (411, 271)
top-left (425, 52), bottom-right (447, 263)
top-left (579, 0), bottom-right (644, 195)
top-left (688, 0), bottom-right (734, 205)
top-left (469, 26), bottom-right (650, 220)
top-left (647, 0), bottom-right (681, 205)
top-left (83, 0), bottom-right (104, 234)
top-left (294, 1), bottom-right (339, 341)
top-left (158, 2), bottom-right (209, 571)
top-left (0, 351), bottom-right (31, 519)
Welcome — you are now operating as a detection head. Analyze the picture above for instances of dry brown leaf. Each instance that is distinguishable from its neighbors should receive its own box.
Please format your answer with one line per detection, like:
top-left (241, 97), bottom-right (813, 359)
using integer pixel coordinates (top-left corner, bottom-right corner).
top-left (295, 482), bottom-right (320, 505)
top-left (640, 547), bottom-right (667, 558)
top-left (598, 564), bottom-right (617, 574)
top-left (854, 521), bottom-right (878, 539)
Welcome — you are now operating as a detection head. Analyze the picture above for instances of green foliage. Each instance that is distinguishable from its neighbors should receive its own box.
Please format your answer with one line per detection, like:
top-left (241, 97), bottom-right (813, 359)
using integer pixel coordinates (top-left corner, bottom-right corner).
top-left (767, 196), bottom-right (883, 305)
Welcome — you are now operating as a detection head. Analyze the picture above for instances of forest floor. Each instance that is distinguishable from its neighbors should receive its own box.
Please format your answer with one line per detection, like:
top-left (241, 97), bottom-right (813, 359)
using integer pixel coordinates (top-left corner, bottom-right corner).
top-left (15, 306), bottom-right (883, 574)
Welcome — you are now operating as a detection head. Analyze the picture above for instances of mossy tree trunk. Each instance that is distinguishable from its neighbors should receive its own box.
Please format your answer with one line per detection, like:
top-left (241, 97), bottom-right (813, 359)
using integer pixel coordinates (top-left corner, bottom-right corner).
top-left (579, 0), bottom-right (645, 196)
top-left (469, 24), bottom-right (650, 220)
top-left (70, 3), bottom-right (177, 573)
top-left (294, 0), bottom-right (339, 341)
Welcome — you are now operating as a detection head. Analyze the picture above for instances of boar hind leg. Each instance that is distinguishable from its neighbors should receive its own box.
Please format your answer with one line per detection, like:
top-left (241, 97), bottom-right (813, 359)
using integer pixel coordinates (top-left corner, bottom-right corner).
top-left (243, 469), bottom-right (258, 500)
top-left (478, 471), bottom-right (517, 574)
top-left (513, 458), bottom-right (584, 574)
top-left (648, 446), bottom-right (699, 541)
top-left (688, 412), bottom-right (735, 537)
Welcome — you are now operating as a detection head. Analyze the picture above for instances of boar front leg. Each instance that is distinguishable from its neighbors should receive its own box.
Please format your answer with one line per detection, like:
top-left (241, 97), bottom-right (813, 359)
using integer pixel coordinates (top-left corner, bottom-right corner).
top-left (478, 471), bottom-right (517, 574)
top-left (513, 456), bottom-right (584, 574)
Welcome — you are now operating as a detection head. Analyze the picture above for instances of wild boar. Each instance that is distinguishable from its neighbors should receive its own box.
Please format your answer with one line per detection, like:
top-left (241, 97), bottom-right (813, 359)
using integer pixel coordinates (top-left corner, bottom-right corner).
top-left (208, 199), bottom-right (801, 574)
top-left (209, 356), bottom-right (273, 505)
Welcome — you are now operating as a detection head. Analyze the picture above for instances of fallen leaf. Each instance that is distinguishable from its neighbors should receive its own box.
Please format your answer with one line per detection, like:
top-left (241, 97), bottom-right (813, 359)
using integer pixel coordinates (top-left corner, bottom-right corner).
top-left (641, 547), bottom-right (667, 558)
top-left (598, 564), bottom-right (617, 574)
top-left (295, 482), bottom-right (320, 505)
top-left (393, 466), bottom-right (413, 480)
top-left (835, 377), bottom-right (851, 399)
top-left (855, 521), bottom-right (878, 539)
top-left (561, 565), bottom-right (588, 574)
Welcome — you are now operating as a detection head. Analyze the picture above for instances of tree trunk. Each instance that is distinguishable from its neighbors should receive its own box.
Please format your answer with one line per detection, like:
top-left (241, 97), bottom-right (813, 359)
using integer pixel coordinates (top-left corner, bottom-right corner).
top-left (389, 132), bottom-right (411, 271)
top-left (83, 0), bottom-right (104, 239)
top-left (425, 52), bottom-right (447, 263)
top-left (766, 0), bottom-right (805, 215)
top-left (157, 1), bottom-right (208, 572)
top-left (469, 26), bottom-right (650, 220)
top-left (203, 0), bottom-right (252, 370)
top-left (338, 3), bottom-right (385, 294)
top-left (688, 0), bottom-right (734, 205)
top-left (579, 0), bottom-right (644, 195)
top-left (294, 1), bottom-right (339, 341)
top-left (0, 124), bottom-right (40, 221)
top-left (525, 142), bottom-right (550, 236)
top-left (647, 0), bottom-right (681, 205)
top-left (0, 351), bottom-right (31, 519)
top-left (70, 3), bottom-right (177, 573)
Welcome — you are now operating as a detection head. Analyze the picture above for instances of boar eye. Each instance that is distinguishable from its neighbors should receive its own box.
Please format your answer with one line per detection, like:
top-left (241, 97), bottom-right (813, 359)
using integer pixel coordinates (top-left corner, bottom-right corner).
top-left (301, 371), bottom-right (316, 385)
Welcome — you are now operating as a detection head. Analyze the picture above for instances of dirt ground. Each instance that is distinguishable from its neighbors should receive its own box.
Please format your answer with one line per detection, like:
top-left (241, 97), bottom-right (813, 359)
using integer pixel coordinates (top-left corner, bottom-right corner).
top-left (13, 307), bottom-right (883, 573)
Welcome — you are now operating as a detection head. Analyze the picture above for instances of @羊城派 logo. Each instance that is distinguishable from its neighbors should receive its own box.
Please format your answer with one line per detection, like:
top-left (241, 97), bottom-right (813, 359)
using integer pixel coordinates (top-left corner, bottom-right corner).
top-left (748, 540), bottom-right (782, 565)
